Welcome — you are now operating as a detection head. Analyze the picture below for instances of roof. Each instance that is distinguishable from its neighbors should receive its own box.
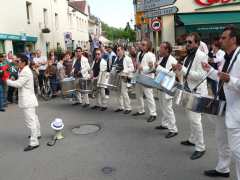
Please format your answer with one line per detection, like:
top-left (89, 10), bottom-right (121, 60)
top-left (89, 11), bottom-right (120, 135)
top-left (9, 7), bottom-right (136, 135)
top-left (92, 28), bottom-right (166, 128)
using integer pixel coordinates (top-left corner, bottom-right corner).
top-left (68, 1), bottom-right (88, 16)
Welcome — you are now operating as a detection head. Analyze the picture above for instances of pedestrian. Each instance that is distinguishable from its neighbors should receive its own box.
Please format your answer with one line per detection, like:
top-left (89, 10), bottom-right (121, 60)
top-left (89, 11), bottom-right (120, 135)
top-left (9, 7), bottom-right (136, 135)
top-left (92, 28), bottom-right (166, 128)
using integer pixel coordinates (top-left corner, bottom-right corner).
top-left (202, 25), bottom-right (240, 179)
top-left (7, 53), bottom-right (41, 151)
top-left (172, 32), bottom-right (208, 160)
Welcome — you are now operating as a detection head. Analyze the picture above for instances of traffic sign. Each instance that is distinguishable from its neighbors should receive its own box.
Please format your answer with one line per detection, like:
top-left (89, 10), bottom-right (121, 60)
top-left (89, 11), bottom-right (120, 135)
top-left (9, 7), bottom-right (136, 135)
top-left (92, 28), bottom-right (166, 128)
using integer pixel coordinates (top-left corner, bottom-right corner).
top-left (150, 19), bottom-right (162, 32)
top-left (144, 6), bottom-right (178, 18)
top-left (137, 0), bottom-right (177, 12)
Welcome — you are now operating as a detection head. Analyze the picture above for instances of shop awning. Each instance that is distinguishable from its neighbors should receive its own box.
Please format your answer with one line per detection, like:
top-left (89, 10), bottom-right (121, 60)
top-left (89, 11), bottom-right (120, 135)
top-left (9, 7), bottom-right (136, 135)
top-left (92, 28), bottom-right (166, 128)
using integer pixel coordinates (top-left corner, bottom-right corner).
top-left (178, 12), bottom-right (240, 26)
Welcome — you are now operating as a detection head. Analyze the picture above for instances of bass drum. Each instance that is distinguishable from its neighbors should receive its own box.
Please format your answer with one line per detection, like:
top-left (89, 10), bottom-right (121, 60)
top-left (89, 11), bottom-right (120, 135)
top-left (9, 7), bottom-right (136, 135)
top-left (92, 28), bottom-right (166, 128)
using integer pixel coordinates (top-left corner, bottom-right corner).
top-left (79, 78), bottom-right (93, 94)
top-left (174, 88), bottom-right (226, 116)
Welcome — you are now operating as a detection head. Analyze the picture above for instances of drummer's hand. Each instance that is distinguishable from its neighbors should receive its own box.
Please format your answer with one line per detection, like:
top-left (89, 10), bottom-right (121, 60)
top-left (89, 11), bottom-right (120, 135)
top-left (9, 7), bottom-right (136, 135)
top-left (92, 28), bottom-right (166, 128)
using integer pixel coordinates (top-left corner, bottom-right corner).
top-left (172, 64), bottom-right (182, 71)
top-left (148, 62), bottom-right (154, 69)
top-left (138, 64), bottom-right (143, 71)
top-left (201, 62), bottom-right (211, 72)
top-left (218, 72), bottom-right (230, 83)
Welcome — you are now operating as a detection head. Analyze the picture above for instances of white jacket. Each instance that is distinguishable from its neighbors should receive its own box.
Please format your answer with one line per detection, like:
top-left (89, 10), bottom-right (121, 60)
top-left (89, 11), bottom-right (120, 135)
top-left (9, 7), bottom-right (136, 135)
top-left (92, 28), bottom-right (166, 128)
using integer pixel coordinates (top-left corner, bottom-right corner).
top-left (7, 66), bottom-right (38, 108)
top-left (91, 58), bottom-right (108, 74)
top-left (120, 56), bottom-right (135, 77)
top-left (209, 47), bottom-right (240, 128)
top-left (137, 51), bottom-right (156, 78)
top-left (181, 49), bottom-right (208, 95)
top-left (72, 56), bottom-right (91, 79)
top-left (156, 55), bottom-right (177, 99)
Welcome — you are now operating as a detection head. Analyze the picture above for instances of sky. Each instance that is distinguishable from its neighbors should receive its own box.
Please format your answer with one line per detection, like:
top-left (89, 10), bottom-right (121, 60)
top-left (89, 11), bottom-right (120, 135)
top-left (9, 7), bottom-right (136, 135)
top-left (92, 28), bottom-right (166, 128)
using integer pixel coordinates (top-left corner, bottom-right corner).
top-left (87, 0), bottom-right (135, 28)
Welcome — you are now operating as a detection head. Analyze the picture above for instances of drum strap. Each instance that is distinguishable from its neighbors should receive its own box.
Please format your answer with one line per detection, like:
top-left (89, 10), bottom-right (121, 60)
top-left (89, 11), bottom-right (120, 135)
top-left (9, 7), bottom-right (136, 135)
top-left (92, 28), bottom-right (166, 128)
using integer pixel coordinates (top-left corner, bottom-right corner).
top-left (183, 53), bottom-right (196, 92)
top-left (215, 49), bottom-right (240, 100)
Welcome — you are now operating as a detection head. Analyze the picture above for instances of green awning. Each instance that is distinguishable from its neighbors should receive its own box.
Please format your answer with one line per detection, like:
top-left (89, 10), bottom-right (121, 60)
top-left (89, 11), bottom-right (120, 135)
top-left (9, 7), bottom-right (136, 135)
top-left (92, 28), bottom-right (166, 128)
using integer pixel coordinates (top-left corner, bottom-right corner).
top-left (178, 12), bottom-right (240, 26)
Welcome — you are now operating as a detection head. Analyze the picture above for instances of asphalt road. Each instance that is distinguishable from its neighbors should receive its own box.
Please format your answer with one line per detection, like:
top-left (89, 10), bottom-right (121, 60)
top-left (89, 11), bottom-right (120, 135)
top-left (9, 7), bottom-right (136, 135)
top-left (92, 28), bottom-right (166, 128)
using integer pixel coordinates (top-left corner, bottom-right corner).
top-left (0, 94), bottom-right (236, 180)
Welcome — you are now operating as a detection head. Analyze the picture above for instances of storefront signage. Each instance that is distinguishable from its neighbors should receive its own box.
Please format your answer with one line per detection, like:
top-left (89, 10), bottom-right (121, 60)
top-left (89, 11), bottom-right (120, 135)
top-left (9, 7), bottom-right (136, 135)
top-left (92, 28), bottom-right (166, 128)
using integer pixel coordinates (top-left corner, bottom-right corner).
top-left (137, 0), bottom-right (177, 12)
top-left (144, 6), bottom-right (178, 18)
top-left (195, 0), bottom-right (240, 6)
top-left (0, 33), bottom-right (37, 42)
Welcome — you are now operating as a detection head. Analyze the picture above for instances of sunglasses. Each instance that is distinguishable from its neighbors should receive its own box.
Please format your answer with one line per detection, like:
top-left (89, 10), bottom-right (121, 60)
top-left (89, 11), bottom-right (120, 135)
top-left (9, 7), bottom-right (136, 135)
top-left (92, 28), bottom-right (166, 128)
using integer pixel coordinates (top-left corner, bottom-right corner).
top-left (96, 53), bottom-right (101, 55)
top-left (76, 51), bottom-right (82, 52)
top-left (186, 40), bottom-right (193, 44)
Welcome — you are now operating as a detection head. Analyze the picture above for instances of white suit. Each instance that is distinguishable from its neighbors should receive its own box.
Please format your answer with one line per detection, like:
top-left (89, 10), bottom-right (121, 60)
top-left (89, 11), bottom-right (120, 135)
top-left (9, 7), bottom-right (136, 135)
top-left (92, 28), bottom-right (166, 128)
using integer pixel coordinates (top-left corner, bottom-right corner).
top-left (156, 55), bottom-right (178, 133)
top-left (181, 49), bottom-right (208, 152)
top-left (72, 56), bottom-right (91, 104)
top-left (7, 66), bottom-right (40, 146)
top-left (209, 47), bottom-right (240, 179)
top-left (92, 58), bottom-right (108, 107)
top-left (117, 55), bottom-right (134, 110)
top-left (135, 51), bottom-right (157, 116)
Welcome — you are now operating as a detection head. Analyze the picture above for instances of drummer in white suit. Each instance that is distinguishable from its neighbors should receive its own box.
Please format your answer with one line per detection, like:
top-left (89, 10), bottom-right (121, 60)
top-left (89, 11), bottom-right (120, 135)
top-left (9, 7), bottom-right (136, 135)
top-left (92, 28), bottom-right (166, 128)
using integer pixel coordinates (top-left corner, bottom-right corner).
top-left (155, 42), bottom-right (178, 139)
top-left (202, 25), bottom-right (240, 179)
top-left (132, 38), bottom-right (157, 122)
top-left (72, 47), bottom-right (91, 107)
top-left (173, 32), bottom-right (208, 160)
top-left (114, 45), bottom-right (134, 114)
top-left (91, 48), bottom-right (108, 111)
top-left (7, 54), bottom-right (41, 152)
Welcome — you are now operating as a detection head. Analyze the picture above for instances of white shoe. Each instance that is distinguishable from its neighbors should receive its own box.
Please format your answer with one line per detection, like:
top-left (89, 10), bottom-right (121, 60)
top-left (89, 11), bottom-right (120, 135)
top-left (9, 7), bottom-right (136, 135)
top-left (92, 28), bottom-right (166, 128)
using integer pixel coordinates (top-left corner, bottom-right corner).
top-left (105, 95), bottom-right (110, 99)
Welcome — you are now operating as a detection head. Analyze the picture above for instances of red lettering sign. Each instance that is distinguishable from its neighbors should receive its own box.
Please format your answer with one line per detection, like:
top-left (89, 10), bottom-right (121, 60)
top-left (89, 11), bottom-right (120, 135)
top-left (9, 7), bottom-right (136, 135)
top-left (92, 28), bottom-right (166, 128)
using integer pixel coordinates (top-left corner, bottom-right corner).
top-left (195, 0), bottom-right (232, 6)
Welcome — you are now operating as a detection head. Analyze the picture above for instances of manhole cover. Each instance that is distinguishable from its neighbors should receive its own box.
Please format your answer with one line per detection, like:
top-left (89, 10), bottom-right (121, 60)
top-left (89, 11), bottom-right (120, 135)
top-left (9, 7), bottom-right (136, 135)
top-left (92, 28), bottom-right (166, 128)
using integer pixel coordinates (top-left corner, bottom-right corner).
top-left (72, 124), bottom-right (101, 135)
top-left (102, 167), bottom-right (116, 175)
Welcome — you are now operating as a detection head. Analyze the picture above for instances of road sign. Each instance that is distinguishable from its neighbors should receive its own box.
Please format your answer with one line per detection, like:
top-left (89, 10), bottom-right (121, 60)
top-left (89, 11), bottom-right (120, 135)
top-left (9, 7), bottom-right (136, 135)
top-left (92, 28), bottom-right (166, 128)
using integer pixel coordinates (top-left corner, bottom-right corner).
top-left (144, 6), bottom-right (178, 18)
top-left (150, 19), bottom-right (162, 32)
top-left (136, 0), bottom-right (176, 12)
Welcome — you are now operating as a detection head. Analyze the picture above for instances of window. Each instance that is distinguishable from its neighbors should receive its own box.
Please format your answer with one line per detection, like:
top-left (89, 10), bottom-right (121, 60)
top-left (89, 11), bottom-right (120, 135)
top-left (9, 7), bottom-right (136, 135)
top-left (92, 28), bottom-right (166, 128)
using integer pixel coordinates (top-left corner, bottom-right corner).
top-left (26, 1), bottom-right (32, 24)
top-left (55, 13), bottom-right (59, 30)
top-left (43, 8), bottom-right (48, 27)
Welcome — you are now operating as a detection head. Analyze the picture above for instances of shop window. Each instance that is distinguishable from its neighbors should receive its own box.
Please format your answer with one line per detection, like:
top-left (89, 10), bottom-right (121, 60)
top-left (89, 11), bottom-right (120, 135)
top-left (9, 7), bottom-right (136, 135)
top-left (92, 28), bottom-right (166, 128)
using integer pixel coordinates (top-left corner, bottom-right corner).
top-left (26, 1), bottom-right (32, 24)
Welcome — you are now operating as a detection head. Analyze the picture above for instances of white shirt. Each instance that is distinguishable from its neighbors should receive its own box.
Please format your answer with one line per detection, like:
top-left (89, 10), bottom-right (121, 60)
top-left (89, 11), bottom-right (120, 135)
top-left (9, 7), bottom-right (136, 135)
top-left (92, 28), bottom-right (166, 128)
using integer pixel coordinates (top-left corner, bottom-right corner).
top-left (213, 49), bottom-right (225, 66)
top-left (33, 56), bottom-right (47, 71)
top-left (199, 41), bottom-right (209, 55)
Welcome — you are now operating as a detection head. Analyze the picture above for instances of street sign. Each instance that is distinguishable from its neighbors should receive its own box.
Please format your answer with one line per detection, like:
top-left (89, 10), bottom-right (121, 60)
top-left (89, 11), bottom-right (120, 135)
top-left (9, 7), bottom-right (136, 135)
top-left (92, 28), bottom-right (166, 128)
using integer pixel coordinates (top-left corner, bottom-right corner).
top-left (136, 0), bottom-right (176, 12)
top-left (150, 19), bottom-right (162, 32)
top-left (144, 6), bottom-right (178, 18)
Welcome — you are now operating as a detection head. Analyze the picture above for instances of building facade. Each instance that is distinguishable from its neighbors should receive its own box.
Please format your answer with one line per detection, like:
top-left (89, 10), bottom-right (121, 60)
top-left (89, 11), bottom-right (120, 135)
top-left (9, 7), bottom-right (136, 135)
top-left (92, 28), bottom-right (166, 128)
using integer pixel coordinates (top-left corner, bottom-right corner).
top-left (0, 0), bottom-right (95, 56)
top-left (134, 0), bottom-right (240, 47)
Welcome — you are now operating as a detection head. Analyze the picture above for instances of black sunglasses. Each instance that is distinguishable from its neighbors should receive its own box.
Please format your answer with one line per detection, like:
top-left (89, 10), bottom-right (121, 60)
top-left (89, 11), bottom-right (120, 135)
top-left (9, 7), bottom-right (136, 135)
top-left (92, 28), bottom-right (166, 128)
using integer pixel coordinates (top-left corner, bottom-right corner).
top-left (186, 40), bottom-right (193, 44)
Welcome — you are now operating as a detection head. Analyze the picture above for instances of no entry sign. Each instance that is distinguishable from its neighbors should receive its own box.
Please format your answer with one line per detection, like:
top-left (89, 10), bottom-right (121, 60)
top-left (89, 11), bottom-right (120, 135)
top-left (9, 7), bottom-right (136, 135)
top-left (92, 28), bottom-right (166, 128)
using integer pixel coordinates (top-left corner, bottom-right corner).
top-left (150, 19), bottom-right (162, 31)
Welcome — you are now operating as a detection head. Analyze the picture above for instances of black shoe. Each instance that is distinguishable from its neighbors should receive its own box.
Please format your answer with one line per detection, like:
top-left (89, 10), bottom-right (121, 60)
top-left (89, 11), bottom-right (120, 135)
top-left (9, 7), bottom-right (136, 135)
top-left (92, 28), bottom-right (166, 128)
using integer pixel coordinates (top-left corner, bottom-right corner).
top-left (190, 151), bottom-right (206, 160)
top-left (115, 109), bottom-right (123, 112)
top-left (0, 109), bottom-right (5, 112)
top-left (82, 104), bottom-right (90, 108)
top-left (180, 140), bottom-right (195, 146)
top-left (72, 102), bottom-right (81, 106)
top-left (147, 116), bottom-right (157, 123)
top-left (100, 107), bottom-right (107, 111)
top-left (28, 136), bottom-right (42, 139)
top-left (91, 106), bottom-right (100, 110)
top-left (132, 112), bottom-right (145, 116)
top-left (165, 132), bottom-right (178, 139)
top-left (155, 125), bottom-right (168, 130)
top-left (124, 110), bottom-right (132, 114)
top-left (204, 170), bottom-right (230, 178)
top-left (24, 145), bottom-right (40, 152)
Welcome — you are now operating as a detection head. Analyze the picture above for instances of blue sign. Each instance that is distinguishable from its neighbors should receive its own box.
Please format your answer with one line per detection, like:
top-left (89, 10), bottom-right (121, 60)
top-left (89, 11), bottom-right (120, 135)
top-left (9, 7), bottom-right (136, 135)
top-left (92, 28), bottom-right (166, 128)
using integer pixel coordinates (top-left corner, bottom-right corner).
top-left (0, 33), bottom-right (37, 42)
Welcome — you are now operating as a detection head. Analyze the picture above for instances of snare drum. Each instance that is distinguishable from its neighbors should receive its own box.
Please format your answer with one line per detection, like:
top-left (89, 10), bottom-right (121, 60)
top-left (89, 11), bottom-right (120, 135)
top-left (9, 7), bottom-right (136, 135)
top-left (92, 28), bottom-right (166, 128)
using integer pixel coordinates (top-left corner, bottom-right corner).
top-left (79, 78), bottom-right (93, 94)
top-left (61, 77), bottom-right (77, 96)
top-left (174, 88), bottom-right (226, 116)
top-left (97, 71), bottom-right (120, 89)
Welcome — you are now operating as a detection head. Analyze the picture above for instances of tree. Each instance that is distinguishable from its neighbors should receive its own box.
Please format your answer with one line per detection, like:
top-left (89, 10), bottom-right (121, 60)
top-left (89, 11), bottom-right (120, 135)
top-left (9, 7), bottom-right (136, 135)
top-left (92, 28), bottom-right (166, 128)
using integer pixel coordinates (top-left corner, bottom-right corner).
top-left (102, 22), bottom-right (136, 42)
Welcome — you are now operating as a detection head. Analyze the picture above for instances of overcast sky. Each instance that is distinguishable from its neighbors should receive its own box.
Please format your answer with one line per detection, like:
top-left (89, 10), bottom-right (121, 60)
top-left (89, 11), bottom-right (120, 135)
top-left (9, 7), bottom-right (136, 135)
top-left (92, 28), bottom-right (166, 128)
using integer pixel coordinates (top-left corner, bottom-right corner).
top-left (87, 0), bottom-right (135, 28)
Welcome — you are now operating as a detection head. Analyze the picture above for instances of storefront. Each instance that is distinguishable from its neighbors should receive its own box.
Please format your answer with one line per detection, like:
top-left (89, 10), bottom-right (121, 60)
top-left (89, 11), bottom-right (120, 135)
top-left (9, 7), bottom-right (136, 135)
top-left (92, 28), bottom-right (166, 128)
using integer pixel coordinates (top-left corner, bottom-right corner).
top-left (0, 33), bottom-right (37, 54)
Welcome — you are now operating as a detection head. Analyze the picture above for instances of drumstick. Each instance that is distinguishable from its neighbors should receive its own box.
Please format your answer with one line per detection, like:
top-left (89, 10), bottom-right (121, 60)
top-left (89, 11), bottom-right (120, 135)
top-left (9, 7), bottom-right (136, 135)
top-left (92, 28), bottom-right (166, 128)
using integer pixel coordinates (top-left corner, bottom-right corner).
top-left (192, 70), bottom-right (214, 93)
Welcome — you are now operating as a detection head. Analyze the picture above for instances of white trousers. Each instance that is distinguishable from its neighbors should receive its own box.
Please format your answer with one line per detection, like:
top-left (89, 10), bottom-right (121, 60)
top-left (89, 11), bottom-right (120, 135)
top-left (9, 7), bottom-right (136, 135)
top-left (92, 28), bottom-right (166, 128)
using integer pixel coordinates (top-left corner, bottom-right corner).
top-left (215, 118), bottom-right (231, 173)
top-left (159, 92), bottom-right (178, 133)
top-left (186, 110), bottom-right (206, 152)
top-left (227, 129), bottom-right (240, 180)
top-left (96, 87), bottom-right (107, 107)
top-left (135, 84), bottom-right (157, 116)
top-left (23, 107), bottom-right (41, 146)
top-left (73, 92), bottom-right (89, 104)
top-left (118, 80), bottom-right (131, 110)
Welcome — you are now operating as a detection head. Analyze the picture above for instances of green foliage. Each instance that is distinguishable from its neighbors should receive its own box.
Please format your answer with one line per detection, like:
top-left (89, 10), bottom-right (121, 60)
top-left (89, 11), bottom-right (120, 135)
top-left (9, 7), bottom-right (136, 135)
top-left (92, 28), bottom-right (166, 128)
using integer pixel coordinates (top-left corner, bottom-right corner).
top-left (102, 22), bottom-right (136, 42)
